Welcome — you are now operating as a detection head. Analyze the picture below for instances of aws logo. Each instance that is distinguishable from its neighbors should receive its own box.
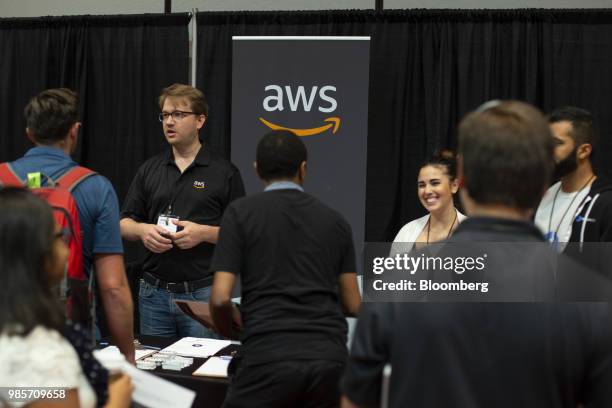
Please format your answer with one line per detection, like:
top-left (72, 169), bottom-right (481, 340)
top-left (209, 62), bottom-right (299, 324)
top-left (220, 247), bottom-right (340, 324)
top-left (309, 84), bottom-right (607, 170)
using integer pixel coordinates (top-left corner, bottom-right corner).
top-left (259, 85), bottom-right (340, 137)
top-left (193, 180), bottom-right (206, 189)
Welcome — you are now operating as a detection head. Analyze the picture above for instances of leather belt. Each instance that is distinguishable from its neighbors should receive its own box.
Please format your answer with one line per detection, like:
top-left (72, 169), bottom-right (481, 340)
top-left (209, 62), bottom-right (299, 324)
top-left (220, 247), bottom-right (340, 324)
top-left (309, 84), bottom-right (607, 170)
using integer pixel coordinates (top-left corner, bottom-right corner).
top-left (142, 271), bottom-right (211, 294)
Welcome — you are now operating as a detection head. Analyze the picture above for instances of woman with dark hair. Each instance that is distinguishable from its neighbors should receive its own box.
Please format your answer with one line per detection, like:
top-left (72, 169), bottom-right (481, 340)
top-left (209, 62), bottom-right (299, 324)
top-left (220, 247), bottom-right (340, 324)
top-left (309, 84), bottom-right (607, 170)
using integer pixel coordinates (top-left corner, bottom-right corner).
top-left (393, 150), bottom-right (466, 251)
top-left (0, 187), bottom-right (132, 408)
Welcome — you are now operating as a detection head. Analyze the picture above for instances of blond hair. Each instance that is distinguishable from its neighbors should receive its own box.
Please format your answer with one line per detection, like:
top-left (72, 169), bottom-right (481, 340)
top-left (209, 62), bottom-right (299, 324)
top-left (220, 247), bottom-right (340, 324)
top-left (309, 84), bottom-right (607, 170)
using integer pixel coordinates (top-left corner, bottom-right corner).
top-left (158, 83), bottom-right (208, 117)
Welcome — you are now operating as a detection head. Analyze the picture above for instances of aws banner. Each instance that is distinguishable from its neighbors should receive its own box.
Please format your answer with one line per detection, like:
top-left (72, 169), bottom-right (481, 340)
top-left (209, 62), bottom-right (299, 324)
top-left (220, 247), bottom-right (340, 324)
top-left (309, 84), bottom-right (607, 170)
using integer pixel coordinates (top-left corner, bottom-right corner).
top-left (231, 36), bottom-right (370, 249)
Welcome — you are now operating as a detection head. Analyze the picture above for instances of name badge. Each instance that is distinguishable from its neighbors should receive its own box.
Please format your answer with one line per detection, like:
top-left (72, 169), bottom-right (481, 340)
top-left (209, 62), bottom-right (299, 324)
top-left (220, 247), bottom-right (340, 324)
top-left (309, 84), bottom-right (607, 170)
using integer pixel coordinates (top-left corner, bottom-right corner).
top-left (157, 214), bottom-right (180, 234)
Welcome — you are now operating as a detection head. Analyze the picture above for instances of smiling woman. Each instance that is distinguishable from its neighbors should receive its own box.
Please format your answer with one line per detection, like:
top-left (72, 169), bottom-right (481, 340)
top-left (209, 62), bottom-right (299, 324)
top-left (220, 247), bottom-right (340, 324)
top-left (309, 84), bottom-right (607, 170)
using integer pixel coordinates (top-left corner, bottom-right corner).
top-left (392, 150), bottom-right (466, 252)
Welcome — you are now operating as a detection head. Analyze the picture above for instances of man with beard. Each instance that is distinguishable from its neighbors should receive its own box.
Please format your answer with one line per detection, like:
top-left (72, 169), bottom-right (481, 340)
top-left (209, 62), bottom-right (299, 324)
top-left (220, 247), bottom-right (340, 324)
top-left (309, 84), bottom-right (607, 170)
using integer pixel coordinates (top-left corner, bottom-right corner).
top-left (341, 101), bottom-right (612, 408)
top-left (535, 106), bottom-right (612, 277)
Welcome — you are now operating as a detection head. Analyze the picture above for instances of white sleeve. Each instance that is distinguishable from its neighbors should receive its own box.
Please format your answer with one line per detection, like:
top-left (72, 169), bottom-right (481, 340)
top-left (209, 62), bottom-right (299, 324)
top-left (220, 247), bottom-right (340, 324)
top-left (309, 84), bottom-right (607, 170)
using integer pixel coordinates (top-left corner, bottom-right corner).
top-left (0, 326), bottom-right (81, 390)
top-left (390, 221), bottom-right (418, 256)
top-left (393, 222), bottom-right (414, 243)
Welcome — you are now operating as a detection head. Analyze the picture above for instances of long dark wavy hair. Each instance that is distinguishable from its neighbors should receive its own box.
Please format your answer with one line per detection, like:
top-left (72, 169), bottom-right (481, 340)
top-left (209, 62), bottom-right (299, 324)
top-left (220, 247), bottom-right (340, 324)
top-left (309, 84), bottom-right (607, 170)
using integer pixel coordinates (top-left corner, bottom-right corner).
top-left (0, 187), bottom-right (64, 335)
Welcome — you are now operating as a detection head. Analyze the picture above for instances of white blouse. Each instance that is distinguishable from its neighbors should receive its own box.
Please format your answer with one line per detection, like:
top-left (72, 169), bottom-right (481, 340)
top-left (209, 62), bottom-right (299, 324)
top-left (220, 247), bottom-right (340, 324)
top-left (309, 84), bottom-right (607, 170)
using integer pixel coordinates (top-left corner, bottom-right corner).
top-left (0, 326), bottom-right (96, 408)
top-left (391, 209), bottom-right (467, 254)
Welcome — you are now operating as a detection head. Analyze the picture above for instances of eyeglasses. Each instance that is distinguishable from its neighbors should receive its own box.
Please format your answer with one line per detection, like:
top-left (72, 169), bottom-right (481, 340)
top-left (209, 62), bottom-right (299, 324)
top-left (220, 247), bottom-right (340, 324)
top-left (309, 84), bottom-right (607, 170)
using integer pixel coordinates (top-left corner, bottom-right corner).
top-left (54, 228), bottom-right (72, 245)
top-left (158, 111), bottom-right (198, 122)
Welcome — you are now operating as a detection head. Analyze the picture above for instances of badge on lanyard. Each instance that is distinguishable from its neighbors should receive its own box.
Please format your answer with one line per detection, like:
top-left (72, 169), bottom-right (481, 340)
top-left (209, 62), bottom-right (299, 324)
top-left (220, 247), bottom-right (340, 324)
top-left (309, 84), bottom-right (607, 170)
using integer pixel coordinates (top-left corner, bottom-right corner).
top-left (157, 213), bottom-right (180, 234)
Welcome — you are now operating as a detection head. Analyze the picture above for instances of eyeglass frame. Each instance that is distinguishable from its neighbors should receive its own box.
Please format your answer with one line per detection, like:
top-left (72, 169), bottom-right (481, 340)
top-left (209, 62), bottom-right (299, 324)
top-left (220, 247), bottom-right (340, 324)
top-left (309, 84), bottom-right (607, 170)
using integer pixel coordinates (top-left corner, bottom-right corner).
top-left (158, 110), bottom-right (202, 122)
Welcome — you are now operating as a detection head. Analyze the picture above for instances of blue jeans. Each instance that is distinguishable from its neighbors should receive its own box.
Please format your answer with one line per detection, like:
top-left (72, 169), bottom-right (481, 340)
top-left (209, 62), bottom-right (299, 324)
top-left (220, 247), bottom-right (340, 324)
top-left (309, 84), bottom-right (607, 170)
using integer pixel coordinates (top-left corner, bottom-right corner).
top-left (139, 279), bottom-right (219, 338)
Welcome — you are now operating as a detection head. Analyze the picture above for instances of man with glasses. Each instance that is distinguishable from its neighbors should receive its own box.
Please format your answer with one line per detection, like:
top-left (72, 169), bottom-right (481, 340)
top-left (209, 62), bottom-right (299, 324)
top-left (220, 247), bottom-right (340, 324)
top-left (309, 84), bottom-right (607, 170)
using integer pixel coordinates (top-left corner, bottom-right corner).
top-left (121, 83), bottom-right (245, 338)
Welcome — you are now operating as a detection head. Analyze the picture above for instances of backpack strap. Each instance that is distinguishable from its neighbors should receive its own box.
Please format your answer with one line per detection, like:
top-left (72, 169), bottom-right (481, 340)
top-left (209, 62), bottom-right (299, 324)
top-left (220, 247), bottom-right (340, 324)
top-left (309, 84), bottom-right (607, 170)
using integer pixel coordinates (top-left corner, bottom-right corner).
top-left (0, 163), bottom-right (25, 187)
top-left (56, 166), bottom-right (97, 192)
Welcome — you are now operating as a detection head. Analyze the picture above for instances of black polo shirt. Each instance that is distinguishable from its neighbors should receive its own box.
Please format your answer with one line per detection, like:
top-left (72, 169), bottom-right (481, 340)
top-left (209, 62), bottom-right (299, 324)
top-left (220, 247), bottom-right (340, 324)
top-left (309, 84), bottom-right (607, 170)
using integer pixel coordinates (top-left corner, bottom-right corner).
top-left (121, 144), bottom-right (244, 282)
top-left (210, 188), bottom-right (356, 365)
top-left (342, 217), bottom-right (612, 407)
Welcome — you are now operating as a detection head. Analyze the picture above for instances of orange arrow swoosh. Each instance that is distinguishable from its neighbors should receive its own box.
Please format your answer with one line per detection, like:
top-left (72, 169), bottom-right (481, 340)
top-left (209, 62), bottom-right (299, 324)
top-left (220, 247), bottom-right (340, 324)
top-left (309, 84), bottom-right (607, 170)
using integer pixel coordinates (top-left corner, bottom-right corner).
top-left (258, 117), bottom-right (341, 137)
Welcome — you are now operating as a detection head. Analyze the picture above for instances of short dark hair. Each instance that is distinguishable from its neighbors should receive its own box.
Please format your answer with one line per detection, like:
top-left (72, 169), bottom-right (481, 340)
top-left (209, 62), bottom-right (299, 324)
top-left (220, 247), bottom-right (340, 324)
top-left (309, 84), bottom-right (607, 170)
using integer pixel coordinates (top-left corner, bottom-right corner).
top-left (256, 130), bottom-right (307, 182)
top-left (458, 101), bottom-right (554, 210)
top-left (24, 88), bottom-right (79, 144)
top-left (548, 106), bottom-right (596, 150)
top-left (159, 83), bottom-right (209, 117)
top-left (421, 149), bottom-right (457, 180)
top-left (0, 187), bottom-right (64, 336)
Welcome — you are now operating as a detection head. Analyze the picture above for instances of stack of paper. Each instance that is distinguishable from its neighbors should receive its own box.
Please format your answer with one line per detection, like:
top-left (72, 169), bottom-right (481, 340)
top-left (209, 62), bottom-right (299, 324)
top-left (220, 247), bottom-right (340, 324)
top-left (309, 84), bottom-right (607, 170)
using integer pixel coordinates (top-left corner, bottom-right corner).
top-left (161, 337), bottom-right (231, 358)
top-left (193, 357), bottom-right (231, 378)
top-left (94, 346), bottom-right (196, 407)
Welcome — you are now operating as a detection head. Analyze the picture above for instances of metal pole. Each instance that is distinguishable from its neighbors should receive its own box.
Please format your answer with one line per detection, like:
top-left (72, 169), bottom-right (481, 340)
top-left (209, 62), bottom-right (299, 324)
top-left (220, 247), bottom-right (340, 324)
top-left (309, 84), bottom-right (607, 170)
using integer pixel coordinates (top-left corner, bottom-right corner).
top-left (164, 0), bottom-right (171, 13)
top-left (191, 9), bottom-right (198, 87)
top-left (375, 0), bottom-right (383, 12)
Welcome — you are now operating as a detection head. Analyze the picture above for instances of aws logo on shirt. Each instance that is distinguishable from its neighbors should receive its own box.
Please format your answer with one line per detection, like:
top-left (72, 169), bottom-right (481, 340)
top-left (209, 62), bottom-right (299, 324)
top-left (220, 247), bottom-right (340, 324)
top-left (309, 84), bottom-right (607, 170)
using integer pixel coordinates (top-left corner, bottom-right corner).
top-left (258, 85), bottom-right (341, 137)
top-left (193, 180), bottom-right (207, 189)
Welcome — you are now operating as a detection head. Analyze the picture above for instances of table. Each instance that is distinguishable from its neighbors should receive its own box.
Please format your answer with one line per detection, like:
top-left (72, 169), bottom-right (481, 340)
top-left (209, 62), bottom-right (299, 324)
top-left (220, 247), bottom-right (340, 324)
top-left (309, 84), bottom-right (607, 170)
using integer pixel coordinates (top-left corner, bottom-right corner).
top-left (136, 336), bottom-right (237, 408)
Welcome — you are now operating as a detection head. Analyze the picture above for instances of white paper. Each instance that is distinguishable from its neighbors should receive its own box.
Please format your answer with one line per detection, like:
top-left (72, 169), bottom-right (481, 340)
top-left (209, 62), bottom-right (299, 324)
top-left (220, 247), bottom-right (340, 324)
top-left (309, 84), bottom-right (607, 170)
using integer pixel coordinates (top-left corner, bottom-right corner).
top-left (94, 346), bottom-right (125, 374)
top-left (97, 345), bottom-right (120, 354)
top-left (123, 362), bottom-right (196, 408)
top-left (192, 357), bottom-right (231, 378)
top-left (162, 337), bottom-right (231, 358)
top-left (96, 346), bottom-right (156, 362)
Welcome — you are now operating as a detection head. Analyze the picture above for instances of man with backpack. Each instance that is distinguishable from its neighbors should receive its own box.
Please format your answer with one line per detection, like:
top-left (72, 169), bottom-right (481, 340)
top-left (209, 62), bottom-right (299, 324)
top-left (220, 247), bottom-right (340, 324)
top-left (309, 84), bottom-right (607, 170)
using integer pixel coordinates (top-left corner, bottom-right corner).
top-left (0, 88), bottom-right (135, 362)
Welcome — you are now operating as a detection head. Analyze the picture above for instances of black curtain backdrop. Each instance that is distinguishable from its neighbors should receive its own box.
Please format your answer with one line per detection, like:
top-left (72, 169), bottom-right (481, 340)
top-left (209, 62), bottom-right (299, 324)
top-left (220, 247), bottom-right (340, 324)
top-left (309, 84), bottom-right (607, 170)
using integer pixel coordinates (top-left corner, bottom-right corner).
top-left (0, 17), bottom-right (88, 163)
top-left (0, 13), bottom-right (190, 205)
top-left (81, 14), bottom-right (189, 205)
top-left (196, 9), bottom-right (612, 242)
top-left (0, 14), bottom-right (189, 265)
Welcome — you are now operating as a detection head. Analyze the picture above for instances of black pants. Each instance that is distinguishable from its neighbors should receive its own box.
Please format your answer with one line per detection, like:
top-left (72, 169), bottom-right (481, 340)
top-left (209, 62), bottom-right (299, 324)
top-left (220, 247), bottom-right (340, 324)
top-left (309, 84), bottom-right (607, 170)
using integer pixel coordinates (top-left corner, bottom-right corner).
top-left (223, 359), bottom-right (345, 408)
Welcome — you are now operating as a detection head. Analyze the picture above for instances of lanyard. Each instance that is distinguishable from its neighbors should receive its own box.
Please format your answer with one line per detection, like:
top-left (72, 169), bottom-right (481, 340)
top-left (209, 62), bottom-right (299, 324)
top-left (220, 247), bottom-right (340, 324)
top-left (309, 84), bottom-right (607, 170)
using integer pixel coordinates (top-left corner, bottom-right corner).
top-left (164, 165), bottom-right (192, 214)
top-left (547, 175), bottom-right (594, 238)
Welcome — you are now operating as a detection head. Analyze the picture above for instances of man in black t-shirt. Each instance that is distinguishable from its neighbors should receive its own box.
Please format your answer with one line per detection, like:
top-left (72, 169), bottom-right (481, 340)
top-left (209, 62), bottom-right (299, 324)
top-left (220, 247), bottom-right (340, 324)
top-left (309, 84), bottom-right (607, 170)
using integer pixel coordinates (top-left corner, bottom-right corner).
top-left (210, 130), bottom-right (361, 408)
top-left (341, 101), bottom-right (612, 408)
top-left (120, 84), bottom-right (244, 338)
